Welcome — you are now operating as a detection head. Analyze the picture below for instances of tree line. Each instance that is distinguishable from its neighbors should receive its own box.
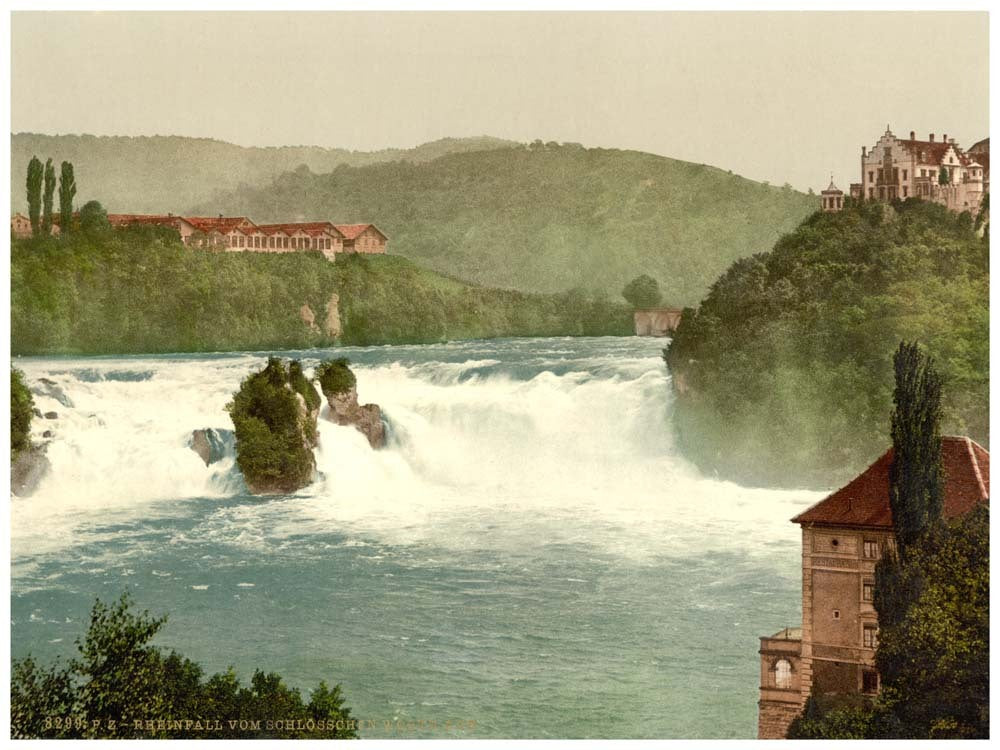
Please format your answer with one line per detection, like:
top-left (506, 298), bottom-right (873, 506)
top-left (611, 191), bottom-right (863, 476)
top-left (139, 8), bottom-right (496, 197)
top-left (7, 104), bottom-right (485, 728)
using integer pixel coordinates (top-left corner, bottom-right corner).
top-left (22, 155), bottom-right (112, 237)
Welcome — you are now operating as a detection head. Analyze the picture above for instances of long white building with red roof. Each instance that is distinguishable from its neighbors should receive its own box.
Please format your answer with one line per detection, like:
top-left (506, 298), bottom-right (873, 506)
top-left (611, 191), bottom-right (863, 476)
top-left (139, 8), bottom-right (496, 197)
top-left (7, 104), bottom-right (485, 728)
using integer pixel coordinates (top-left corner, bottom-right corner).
top-left (11, 211), bottom-right (389, 258)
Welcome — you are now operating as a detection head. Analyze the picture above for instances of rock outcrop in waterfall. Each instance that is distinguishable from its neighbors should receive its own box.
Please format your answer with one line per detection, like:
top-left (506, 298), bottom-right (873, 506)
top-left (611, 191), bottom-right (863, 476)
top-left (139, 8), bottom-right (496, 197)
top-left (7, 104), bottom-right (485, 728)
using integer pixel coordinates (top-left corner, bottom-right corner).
top-left (315, 358), bottom-right (385, 449)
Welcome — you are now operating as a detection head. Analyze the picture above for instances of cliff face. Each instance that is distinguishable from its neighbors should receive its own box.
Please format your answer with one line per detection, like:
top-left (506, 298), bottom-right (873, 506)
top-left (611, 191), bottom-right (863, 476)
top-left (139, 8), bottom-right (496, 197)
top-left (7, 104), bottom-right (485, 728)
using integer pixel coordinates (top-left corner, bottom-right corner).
top-left (324, 386), bottom-right (385, 450)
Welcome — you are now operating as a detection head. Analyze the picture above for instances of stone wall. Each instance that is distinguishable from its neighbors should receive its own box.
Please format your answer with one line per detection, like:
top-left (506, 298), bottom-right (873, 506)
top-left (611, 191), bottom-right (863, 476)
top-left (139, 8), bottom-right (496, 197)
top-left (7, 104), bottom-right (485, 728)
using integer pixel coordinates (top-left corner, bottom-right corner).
top-left (758, 699), bottom-right (802, 740)
top-left (634, 308), bottom-right (682, 336)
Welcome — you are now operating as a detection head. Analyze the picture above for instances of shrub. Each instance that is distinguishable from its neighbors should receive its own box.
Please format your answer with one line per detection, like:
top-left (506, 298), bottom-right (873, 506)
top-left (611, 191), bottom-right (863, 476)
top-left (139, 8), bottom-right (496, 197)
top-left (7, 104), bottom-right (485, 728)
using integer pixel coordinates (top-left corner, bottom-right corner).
top-left (11, 593), bottom-right (357, 739)
top-left (227, 358), bottom-right (318, 493)
top-left (11, 367), bottom-right (34, 457)
top-left (315, 358), bottom-right (357, 399)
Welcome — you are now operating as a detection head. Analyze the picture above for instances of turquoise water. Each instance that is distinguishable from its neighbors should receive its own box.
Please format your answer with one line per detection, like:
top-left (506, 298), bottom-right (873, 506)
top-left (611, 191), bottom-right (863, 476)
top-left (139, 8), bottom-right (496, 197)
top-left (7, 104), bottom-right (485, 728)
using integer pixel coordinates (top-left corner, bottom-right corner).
top-left (11, 338), bottom-right (818, 738)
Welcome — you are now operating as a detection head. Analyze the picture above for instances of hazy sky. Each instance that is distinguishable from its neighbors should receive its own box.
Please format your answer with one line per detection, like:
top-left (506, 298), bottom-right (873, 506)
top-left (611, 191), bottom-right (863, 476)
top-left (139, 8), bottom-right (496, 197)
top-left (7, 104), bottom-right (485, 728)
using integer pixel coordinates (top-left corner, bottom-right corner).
top-left (11, 11), bottom-right (989, 192)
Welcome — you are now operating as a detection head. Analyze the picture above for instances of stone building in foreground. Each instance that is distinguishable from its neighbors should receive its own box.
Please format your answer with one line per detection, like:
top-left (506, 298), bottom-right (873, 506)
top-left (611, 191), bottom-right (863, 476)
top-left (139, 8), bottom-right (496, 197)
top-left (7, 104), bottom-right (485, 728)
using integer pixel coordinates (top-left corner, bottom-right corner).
top-left (757, 436), bottom-right (990, 739)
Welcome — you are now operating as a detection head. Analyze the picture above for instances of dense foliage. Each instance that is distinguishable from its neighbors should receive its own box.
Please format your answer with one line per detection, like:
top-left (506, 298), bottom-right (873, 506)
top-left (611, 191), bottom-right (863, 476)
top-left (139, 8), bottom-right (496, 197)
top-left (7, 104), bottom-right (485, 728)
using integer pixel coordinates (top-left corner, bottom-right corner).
top-left (621, 274), bottom-right (662, 308)
top-left (11, 228), bottom-right (631, 355)
top-left (12, 132), bottom-right (518, 214)
top-left (227, 357), bottom-right (319, 493)
top-left (11, 593), bottom-right (357, 739)
top-left (789, 505), bottom-right (989, 739)
top-left (26, 155), bottom-right (42, 234)
top-left (315, 357), bottom-right (357, 398)
top-left (10, 367), bottom-right (34, 457)
top-left (787, 694), bottom-right (875, 739)
top-left (192, 142), bottom-right (816, 304)
top-left (886, 342), bottom-right (944, 553)
top-left (665, 199), bottom-right (989, 487)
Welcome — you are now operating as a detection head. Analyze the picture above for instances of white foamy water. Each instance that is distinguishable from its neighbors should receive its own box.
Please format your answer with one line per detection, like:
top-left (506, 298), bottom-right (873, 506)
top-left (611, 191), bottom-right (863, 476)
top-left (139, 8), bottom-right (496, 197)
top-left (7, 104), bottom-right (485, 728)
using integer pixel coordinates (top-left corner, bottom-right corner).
top-left (12, 341), bottom-right (818, 562)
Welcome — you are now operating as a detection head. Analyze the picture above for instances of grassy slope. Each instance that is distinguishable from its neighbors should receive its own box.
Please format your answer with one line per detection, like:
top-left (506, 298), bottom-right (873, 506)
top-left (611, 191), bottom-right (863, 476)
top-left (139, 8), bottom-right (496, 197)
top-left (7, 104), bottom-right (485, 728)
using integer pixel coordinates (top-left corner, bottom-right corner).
top-left (191, 143), bottom-right (817, 305)
top-left (10, 228), bottom-right (631, 356)
top-left (665, 200), bottom-right (989, 489)
top-left (10, 133), bottom-right (517, 215)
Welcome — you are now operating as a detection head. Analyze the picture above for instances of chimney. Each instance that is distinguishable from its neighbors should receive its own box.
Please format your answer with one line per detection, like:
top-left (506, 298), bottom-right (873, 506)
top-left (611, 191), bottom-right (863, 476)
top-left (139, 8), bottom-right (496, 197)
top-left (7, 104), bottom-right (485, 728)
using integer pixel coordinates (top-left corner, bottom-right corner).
top-left (929, 133), bottom-right (935, 142)
top-left (910, 131), bottom-right (915, 140)
top-left (943, 133), bottom-right (948, 143)
top-left (862, 146), bottom-right (867, 157)
top-left (218, 213), bottom-right (223, 219)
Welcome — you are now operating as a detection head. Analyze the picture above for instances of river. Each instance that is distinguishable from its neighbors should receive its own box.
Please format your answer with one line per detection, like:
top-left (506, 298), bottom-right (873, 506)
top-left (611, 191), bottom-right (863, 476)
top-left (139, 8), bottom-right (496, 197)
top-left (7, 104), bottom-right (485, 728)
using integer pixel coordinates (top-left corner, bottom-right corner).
top-left (10, 337), bottom-right (821, 738)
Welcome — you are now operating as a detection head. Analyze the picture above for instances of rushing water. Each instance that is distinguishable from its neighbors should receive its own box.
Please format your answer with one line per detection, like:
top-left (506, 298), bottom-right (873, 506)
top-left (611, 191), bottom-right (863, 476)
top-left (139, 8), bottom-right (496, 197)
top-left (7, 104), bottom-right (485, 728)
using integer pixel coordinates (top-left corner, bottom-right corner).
top-left (10, 337), bottom-right (821, 739)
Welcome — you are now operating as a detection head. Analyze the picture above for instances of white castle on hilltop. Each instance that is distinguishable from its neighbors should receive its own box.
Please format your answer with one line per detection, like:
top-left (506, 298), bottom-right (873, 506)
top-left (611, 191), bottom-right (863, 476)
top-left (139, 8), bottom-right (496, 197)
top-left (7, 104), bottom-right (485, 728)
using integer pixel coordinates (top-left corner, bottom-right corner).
top-left (821, 126), bottom-right (989, 216)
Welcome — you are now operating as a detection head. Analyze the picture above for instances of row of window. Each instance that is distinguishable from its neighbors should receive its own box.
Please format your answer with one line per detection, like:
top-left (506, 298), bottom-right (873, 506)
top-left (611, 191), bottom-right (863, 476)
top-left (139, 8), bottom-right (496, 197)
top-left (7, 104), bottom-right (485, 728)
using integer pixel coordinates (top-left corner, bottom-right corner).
top-left (226, 234), bottom-right (336, 250)
top-left (869, 168), bottom-right (911, 183)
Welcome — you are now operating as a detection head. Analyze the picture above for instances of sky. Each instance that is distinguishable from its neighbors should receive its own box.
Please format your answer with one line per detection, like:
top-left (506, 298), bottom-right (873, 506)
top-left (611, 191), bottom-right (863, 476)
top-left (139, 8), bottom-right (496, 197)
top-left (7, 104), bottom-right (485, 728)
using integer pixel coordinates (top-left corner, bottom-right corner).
top-left (10, 11), bottom-right (989, 192)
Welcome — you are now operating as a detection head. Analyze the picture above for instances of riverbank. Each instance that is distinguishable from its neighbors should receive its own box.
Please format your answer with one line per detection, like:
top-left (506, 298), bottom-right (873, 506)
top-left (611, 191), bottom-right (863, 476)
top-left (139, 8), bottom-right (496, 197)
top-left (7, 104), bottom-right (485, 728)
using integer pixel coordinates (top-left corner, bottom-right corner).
top-left (11, 230), bottom-right (632, 355)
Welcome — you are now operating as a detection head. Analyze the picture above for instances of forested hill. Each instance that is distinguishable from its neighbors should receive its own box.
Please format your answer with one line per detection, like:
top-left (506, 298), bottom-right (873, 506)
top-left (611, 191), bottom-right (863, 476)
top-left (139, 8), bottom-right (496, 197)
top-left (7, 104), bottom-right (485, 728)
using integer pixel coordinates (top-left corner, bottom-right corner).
top-left (191, 142), bottom-right (817, 303)
top-left (10, 133), bottom-right (517, 214)
top-left (665, 199), bottom-right (989, 489)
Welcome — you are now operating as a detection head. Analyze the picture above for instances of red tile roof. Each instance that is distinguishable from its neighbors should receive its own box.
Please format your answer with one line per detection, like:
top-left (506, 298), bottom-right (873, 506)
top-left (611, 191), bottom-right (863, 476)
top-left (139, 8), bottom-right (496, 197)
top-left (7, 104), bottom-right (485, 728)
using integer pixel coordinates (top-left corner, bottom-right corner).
top-left (334, 223), bottom-right (386, 241)
top-left (791, 436), bottom-right (989, 528)
top-left (257, 222), bottom-right (345, 238)
top-left (899, 139), bottom-right (952, 166)
top-left (107, 214), bottom-right (184, 227)
top-left (185, 216), bottom-right (257, 234)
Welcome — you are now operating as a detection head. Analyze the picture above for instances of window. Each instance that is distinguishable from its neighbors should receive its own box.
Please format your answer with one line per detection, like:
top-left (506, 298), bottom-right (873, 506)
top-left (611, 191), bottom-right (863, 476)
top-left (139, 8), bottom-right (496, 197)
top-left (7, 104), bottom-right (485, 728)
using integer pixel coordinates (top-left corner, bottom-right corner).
top-left (877, 168), bottom-right (883, 181)
top-left (862, 670), bottom-right (879, 693)
top-left (774, 659), bottom-right (792, 689)
top-left (833, 610), bottom-right (841, 620)
top-left (863, 581), bottom-right (874, 601)
top-left (868, 171), bottom-right (874, 182)
top-left (903, 186), bottom-right (908, 198)
top-left (903, 169), bottom-right (908, 180)
top-left (868, 188), bottom-right (874, 198)
top-left (863, 624), bottom-right (878, 649)
top-left (863, 540), bottom-right (880, 559)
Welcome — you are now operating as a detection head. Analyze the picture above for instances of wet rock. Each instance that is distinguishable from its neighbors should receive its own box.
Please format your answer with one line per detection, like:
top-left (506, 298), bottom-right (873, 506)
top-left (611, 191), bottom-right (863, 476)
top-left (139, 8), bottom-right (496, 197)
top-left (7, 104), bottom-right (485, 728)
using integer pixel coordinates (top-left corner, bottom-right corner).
top-left (325, 386), bottom-right (386, 449)
top-left (189, 428), bottom-right (234, 467)
top-left (32, 378), bottom-right (74, 408)
top-left (43, 411), bottom-right (58, 420)
top-left (12, 445), bottom-right (51, 497)
top-left (42, 430), bottom-right (54, 439)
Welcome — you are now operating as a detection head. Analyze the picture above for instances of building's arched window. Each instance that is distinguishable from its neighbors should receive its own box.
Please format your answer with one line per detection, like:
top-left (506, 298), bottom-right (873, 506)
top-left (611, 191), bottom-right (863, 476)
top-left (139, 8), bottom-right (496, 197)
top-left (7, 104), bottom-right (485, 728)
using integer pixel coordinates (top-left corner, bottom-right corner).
top-left (775, 659), bottom-right (792, 689)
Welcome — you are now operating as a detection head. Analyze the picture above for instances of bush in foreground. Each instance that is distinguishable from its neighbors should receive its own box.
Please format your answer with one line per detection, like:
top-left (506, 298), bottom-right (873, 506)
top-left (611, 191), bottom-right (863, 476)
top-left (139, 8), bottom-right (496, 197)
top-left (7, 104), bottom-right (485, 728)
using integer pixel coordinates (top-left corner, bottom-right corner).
top-left (11, 593), bottom-right (357, 739)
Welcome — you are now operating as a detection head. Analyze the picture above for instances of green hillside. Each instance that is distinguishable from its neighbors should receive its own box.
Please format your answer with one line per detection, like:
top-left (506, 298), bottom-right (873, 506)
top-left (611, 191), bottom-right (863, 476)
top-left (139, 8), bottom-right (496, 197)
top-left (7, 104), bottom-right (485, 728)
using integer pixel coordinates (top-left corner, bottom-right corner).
top-left (10, 133), bottom-right (517, 215)
top-left (665, 199), bottom-right (989, 489)
top-left (191, 142), bottom-right (817, 304)
top-left (11, 225), bottom-right (631, 356)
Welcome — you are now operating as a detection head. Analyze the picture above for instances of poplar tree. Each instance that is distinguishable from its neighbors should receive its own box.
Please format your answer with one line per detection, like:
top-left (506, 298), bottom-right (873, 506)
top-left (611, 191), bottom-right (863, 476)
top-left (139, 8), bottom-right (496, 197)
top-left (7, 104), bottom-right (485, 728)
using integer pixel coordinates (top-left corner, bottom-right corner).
top-left (58, 161), bottom-right (77, 233)
top-left (42, 159), bottom-right (56, 235)
top-left (886, 341), bottom-right (944, 556)
top-left (26, 156), bottom-right (43, 236)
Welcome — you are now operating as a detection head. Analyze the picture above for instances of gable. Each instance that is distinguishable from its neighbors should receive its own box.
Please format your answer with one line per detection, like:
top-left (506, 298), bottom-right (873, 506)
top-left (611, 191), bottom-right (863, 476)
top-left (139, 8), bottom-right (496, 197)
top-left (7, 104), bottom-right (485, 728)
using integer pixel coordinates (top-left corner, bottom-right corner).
top-left (791, 436), bottom-right (989, 528)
